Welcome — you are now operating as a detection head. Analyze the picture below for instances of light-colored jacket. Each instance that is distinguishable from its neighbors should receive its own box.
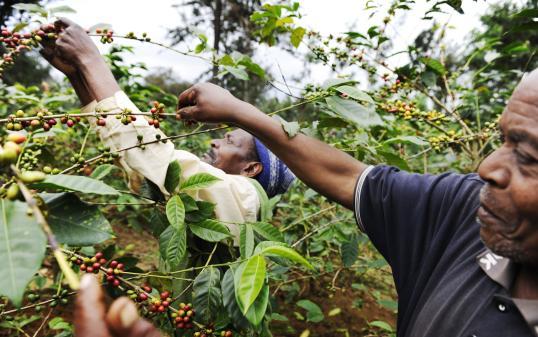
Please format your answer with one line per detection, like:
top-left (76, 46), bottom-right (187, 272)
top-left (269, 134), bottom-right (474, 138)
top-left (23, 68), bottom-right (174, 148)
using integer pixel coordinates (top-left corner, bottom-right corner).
top-left (82, 91), bottom-right (260, 241)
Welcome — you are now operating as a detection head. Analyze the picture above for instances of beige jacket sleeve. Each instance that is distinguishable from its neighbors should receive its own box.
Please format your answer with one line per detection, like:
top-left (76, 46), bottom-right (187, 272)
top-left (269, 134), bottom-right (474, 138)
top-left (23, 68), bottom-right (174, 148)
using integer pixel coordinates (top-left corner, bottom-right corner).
top-left (81, 91), bottom-right (259, 241)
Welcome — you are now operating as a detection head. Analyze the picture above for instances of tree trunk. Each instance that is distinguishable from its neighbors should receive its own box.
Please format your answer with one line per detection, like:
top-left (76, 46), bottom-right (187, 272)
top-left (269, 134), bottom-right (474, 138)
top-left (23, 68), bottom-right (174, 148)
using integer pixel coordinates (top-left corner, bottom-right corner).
top-left (212, 0), bottom-right (223, 81)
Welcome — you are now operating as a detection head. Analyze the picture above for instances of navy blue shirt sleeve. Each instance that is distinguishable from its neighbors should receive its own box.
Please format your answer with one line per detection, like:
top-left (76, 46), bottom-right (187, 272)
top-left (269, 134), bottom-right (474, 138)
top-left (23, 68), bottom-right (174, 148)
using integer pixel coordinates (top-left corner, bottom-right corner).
top-left (356, 165), bottom-right (483, 297)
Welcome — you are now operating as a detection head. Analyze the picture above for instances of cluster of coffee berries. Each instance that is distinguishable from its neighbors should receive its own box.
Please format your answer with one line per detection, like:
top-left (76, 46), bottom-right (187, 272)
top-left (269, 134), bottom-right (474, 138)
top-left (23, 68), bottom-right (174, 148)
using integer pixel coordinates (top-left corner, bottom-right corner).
top-left (193, 328), bottom-right (232, 337)
top-left (4, 109), bottom-right (58, 131)
top-left (125, 31), bottom-right (152, 42)
top-left (146, 291), bottom-right (173, 313)
top-left (118, 109), bottom-right (137, 125)
top-left (148, 101), bottom-right (166, 128)
top-left (428, 129), bottom-right (460, 151)
top-left (95, 28), bottom-right (114, 44)
top-left (72, 252), bottom-right (103, 272)
top-left (0, 24), bottom-right (60, 74)
top-left (105, 260), bottom-right (125, 287)
top-left (380, 100), bottom-right (449, 123)
top-left (172, 302), bottom-right (195, 330)
top-left (47, 289), bottom-right (70, 308)
top-left (60, 115), bottom-right (82, 128)
top-left (0, 133), bottom-right (24, 165)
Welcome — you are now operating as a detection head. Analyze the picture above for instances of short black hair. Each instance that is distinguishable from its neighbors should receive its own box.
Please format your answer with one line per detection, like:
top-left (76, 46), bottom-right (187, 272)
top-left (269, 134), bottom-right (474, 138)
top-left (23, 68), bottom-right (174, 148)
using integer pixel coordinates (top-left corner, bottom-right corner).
top-left (244, 136), bottom-right (260, 163)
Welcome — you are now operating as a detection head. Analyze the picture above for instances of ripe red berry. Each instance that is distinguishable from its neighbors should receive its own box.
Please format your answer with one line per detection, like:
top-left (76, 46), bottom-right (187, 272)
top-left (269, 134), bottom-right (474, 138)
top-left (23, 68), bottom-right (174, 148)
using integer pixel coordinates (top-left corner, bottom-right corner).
top-left (158, 305), bottom-right (165, 312)
top-left (177, 322), bottom-right (185, 329)
top-left (183, 316), bottom-right (190, 323)
top-left (95, 252), bottom-right (104, 259)
top-left (160, 291), bottom-right (170, 300)
top-left (143, 285), bottom-right (152, 292)
top-left (153, 120), bottom-right (160, 128)
top-left (43, 123), bottom-right (51, 131)
top-left (184, 305), bottom-right (191, 311)
top-left (110, 260), bottom-right (118, 268)
top-left (186, 323), bottom-right (193, 329)
top-left (137, 293), bottom-right (148, 301)
top-left (80, 264), bottom-right (87, 271)
top-left (107, 275), bottom-right (115, 282)
top-left (162, 301), bottom-right (169, 307)
top-left (97, 118), bottom-right (106, 126)
top-left (48, 118), bottom-right (57, 126)
top-left (86, 266), bottom-right (94, 273)
top-left (112, 279), bottom-right (120, 287)
top-left (99, 258), bottom-right (107, 264)
top-left (66, 120), bottom-right (75, 127)
top-left (117, 263), bottom-right (124, 270)
top-left (92, 262), bottom-right (101, 269)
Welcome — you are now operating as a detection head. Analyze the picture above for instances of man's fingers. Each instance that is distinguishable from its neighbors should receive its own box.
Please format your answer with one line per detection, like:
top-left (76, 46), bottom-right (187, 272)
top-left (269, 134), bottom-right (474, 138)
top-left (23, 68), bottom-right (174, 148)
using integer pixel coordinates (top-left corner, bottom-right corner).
top-left (106, 298), bottom-right (161, 337)
top-left (177, 106), bottom-right (199, 121)
top-left (56, 17), bottom-right (76, 28)
top-left (75, 274), bottom-right (111, 337)
top-left (39, 48), bottom-right (53, 61)
top-left (177, 87), bottom-right (197, 110)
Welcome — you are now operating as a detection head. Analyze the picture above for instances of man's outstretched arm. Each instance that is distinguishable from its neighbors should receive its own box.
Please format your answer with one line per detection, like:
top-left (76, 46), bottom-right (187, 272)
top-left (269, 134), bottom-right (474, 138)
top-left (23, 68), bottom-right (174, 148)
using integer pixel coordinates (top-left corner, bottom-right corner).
top-left (177, 83), bottom-right (367, 209)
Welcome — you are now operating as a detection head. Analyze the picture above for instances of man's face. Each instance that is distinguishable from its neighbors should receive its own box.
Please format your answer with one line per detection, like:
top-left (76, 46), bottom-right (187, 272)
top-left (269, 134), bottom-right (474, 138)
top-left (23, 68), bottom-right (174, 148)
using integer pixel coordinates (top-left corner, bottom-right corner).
top-left (202, 129), bottom-right (258, 175)
top-left (477, 70), bottom-right (538, 267)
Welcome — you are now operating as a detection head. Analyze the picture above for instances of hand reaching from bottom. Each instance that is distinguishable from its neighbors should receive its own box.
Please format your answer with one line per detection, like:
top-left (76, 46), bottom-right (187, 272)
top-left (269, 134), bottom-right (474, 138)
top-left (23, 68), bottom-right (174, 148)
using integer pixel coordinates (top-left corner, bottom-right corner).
top-left (75, 274), bottom-right (161, 337)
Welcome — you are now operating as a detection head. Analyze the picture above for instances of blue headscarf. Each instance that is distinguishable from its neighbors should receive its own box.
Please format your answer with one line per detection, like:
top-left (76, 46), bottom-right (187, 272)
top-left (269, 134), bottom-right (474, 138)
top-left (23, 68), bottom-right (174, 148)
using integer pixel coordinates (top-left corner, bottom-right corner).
top-left (253, 138), bottom-right (295, 197)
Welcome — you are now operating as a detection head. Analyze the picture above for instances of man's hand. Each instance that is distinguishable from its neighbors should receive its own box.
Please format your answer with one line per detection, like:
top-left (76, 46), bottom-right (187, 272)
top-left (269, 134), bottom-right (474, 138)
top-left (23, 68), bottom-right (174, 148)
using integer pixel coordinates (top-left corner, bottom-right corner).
top-left (38, 23), bottom-right (77, 77)
top-left (53, 18), bottom-right (101, 67)
top-left (75, 274), bottom-right (161, 337)
top-left (177, 83), bottom-right (245, 124)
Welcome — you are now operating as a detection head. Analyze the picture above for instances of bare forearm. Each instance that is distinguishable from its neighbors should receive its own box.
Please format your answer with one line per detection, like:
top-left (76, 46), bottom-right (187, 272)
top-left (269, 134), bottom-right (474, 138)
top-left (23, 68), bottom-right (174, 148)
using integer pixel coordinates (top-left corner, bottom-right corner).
top-left (77, 58), bottom-right (121, 101)
top-left (232, 102), bottom-right (367, 209)
top-left (67, 73), bottom-right (93, 106)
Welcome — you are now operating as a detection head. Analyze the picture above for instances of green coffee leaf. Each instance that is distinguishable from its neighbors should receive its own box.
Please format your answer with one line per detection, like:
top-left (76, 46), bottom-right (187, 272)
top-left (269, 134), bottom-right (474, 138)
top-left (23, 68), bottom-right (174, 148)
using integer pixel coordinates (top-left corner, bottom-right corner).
top-left (159, 225), bottom-right (186, 268)
top-left (237, 255), bottom-right (266, 314)
top-left (164, 160), bottom-right (181, 194)
top-left (290, 26), bottom-right (306, 48)
top-left (193, 267), bottom-right (222, 324)
top-left (189, 219), bottom-right (231, 242)
top-left (251, 222), bottom-right (284, 242)
top-left (240, 223), bottom-right (254, 258)
top-left (33, 174), bottom-right (119, 195)
top-left (297, 299), bottom-right (324, 323)
top-left (180, 173), bottom-right (221, 191)
top-left (166, 195), bottom-right (185, 231)
top-left (341, 233), bottom-right (359, 267)
top-left (44, 193), bottom-right (112, 246)
top-left (325, 96), bottom-right (384, 129)
top-left (258, 245), bottom-right (313, 269)
top-left (222, 268), bottom-right (250, 330)
top-left (0, 200), bottom-right (46, 307)
top-left (90, 164), bottom-right (118, 180)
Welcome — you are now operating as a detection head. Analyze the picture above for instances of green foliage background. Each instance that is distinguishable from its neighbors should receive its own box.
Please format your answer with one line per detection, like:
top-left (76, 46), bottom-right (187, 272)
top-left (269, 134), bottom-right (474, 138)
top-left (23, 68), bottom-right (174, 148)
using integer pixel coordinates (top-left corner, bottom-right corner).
top-left (0, 0), bottom-right (535, 336)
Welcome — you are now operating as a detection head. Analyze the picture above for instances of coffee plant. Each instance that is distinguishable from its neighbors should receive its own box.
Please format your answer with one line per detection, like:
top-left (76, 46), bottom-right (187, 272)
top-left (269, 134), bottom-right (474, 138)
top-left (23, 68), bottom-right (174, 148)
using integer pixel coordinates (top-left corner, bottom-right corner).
top-left (0, 0), bottom-right (534, 336)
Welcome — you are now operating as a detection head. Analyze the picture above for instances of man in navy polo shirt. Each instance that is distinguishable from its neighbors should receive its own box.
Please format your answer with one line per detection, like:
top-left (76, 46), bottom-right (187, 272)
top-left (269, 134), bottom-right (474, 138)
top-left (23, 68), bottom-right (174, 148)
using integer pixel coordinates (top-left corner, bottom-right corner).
top-left (175, 70), bottom-right (538, 336)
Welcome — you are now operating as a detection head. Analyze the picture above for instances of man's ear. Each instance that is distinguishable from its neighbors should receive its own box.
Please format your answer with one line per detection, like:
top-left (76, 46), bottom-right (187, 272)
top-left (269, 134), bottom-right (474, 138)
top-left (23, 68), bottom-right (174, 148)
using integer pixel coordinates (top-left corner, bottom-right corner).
top-left (240, 161), bottom-right (263, 178)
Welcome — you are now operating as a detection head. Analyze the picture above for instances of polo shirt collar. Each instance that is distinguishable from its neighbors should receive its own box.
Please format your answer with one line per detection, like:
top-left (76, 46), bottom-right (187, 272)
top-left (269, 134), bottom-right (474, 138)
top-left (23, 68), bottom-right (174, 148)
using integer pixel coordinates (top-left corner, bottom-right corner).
top-left (477, 249), bottom-right (538, 335)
